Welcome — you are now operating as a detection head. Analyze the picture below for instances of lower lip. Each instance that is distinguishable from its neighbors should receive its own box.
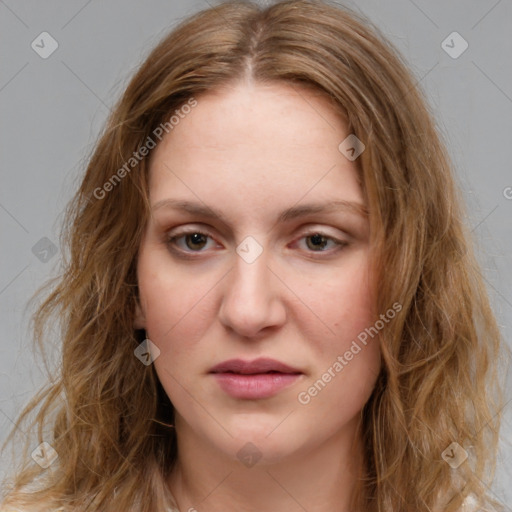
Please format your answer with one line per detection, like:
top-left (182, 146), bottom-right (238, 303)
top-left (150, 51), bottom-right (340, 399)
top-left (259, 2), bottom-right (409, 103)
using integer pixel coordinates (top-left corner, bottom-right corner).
top-left (211, 372), bottom-right (301, 399)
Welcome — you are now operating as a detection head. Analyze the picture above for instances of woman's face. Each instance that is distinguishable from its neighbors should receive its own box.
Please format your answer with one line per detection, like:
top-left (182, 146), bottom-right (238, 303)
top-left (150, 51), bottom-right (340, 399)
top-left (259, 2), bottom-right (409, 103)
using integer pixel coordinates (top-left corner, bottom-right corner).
top-left (135, 82), bottom-right (381, 465)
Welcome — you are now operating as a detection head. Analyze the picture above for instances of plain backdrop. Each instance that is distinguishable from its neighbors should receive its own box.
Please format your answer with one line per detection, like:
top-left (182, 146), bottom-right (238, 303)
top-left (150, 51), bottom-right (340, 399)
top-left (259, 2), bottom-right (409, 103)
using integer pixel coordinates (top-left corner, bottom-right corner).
top-left (1, 0), bottom-right (511, 506)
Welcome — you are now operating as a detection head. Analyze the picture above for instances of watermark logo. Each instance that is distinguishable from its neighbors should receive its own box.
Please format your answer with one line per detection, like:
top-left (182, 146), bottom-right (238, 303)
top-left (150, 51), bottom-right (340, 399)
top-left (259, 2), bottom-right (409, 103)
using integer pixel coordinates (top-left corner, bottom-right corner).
top-left (237, 442), bottom-right (262, 468)
top-left (339, 134), bottom-right (365, 161)
top-left (236, 236), bottom-right (263, 264)
top-left (31, 441), bottom-right (58, 468)
top-left (32, 237), bottom-right (58, 263)
top-left (134, 338), bottom-right (161, 366)
top-left (441, 441), bottom-right (468, 469)
top-left (441, 32), bottom-right (468, 59)
top-left (31, 32), bottom-right (59, 59)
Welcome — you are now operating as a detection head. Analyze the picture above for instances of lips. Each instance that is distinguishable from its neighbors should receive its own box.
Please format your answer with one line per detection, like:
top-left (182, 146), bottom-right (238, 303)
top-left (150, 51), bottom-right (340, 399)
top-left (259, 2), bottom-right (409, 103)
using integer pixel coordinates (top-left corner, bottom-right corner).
top-left (209, 358), bottom-right (303, 399)
top-left (209, 357), bottom-right (301, 375)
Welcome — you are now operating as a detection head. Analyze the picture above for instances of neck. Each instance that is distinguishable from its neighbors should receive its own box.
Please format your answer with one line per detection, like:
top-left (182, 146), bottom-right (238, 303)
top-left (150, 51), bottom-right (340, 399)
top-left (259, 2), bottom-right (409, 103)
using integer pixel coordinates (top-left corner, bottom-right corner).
top-left (168, 415), bottom-right (365, 512)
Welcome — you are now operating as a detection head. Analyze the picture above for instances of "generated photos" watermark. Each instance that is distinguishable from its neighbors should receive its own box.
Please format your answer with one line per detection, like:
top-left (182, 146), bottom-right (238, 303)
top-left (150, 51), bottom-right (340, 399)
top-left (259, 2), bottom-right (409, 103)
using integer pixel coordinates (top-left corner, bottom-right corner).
top-left (94, 97), bottom-right (198, 200)
top-left (298, 301), bottom-right (402, 405)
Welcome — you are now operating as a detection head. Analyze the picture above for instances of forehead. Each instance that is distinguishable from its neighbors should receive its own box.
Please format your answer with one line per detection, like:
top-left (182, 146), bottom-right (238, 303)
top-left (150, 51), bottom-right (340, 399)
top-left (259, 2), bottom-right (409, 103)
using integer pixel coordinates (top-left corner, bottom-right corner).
top-left (147, 82), bottom-right (364, 216)
top-left (153, 81), bottom-right (347, 155)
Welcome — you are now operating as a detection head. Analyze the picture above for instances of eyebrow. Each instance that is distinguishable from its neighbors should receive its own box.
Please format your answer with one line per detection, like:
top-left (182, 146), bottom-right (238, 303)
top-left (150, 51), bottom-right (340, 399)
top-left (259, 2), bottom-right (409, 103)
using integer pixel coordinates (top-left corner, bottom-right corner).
top-left (152, 198), bottom-right (368, 223)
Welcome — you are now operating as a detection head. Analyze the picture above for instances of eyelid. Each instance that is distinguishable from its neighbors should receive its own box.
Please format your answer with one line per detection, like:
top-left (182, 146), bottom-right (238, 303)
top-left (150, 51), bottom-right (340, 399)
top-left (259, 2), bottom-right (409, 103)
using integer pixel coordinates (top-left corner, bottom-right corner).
top-left (292, 222), bottom-right (350, 241)
top-left (296, 224), bottom-right (348, 239)
top-left (166, 225), bottom-right (216, 238)
top-left (164, 225), bottom-right (346, 243)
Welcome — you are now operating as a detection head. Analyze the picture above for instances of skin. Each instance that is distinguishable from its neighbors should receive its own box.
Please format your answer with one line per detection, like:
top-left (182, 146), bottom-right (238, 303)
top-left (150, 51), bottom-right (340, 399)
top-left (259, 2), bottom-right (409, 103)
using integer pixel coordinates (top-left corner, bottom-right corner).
top-left (134, 81), bottom-right (381, 512)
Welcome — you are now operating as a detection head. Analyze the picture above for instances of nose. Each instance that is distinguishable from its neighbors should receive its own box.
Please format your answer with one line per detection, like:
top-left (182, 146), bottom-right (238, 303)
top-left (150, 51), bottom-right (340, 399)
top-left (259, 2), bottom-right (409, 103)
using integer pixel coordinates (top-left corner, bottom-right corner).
top-left (218, 247), bottom-right (287, 338)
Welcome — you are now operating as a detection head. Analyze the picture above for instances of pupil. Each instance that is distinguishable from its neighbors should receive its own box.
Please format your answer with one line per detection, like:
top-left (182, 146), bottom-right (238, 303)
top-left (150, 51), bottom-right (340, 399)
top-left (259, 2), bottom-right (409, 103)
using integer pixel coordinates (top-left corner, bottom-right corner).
top-left (308, 233), bottom-right (327, 250)
top-left (187, 233), bottom-right (206, 250)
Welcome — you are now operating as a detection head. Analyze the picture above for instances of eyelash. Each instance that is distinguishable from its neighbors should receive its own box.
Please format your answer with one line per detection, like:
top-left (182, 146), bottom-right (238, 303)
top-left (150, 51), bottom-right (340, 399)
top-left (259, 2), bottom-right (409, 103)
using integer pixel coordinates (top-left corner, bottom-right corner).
top-left (164, 228), bottom-right (348, 258)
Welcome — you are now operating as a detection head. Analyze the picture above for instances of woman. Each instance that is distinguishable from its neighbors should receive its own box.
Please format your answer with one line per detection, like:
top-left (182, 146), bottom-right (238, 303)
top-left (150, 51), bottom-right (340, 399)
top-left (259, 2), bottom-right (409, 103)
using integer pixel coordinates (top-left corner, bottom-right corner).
top-left (0, 1), bottom-right (506, 511)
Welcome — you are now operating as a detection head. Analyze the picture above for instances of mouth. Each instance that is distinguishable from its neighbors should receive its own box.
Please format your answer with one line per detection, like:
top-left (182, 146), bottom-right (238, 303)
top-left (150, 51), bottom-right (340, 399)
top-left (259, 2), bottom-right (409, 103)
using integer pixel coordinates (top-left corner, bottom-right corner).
top-left (209, 357), bottom-right (302, 375)
top-left (209, 358), bottom-right (303, 399)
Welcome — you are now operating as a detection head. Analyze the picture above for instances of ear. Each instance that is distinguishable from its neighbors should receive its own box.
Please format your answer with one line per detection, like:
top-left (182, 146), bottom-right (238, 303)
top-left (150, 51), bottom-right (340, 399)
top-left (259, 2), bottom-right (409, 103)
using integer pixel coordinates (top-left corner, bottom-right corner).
top-left (133, 299), bottom-right (146, 330)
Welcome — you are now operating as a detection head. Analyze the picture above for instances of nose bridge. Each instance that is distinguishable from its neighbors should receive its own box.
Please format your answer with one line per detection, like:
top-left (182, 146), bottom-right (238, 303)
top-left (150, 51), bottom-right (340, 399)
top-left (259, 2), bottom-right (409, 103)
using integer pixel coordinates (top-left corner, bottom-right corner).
top-left (218, 242), bottom-right (286, 337)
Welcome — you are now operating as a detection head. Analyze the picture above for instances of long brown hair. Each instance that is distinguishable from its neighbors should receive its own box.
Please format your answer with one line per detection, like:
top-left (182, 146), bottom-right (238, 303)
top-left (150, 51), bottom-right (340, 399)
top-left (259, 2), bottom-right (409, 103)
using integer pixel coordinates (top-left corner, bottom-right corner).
top-left (1, 1), bottom-right (506, 510)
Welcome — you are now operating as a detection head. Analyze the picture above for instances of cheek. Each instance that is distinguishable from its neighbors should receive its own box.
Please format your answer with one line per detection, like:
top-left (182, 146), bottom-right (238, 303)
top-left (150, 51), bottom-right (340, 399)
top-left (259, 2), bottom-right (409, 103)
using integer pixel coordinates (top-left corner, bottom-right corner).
top-left (138, 261), bottom-right (218, 401)
top-left (137, 249), bottom-right (216, 352)
top-left (300, 254), bottom-right (375, 339)
top-left (298, 255), bottom-right (380, 401)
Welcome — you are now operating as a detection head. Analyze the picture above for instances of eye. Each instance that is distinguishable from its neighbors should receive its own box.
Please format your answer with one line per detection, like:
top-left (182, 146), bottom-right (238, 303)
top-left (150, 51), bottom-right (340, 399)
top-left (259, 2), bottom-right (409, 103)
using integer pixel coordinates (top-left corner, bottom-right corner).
top-left (295, 232), bottom-right (347, 253)
top-left (166, 230), bottom-right (218, 253)
top-left (165, 228), bottom-right (348, 257)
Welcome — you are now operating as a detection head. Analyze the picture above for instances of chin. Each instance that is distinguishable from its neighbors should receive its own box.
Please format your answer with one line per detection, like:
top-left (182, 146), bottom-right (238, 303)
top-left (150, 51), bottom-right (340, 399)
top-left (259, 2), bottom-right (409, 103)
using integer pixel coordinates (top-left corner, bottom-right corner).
top-left (221, 424), bottom-right (304, 466)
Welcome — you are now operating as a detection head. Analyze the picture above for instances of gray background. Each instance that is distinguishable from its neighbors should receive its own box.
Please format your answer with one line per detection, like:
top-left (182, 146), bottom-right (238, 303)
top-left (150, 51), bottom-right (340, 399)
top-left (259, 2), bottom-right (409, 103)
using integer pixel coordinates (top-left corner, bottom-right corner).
top-left (0, 0), bottom-right (511, 507)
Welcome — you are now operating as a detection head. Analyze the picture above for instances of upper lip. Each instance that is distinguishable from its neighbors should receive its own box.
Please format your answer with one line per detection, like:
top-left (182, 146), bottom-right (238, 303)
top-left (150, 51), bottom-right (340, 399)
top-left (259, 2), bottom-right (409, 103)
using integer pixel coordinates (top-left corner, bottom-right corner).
top-left (209, 358), bottom-right (302, 375)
